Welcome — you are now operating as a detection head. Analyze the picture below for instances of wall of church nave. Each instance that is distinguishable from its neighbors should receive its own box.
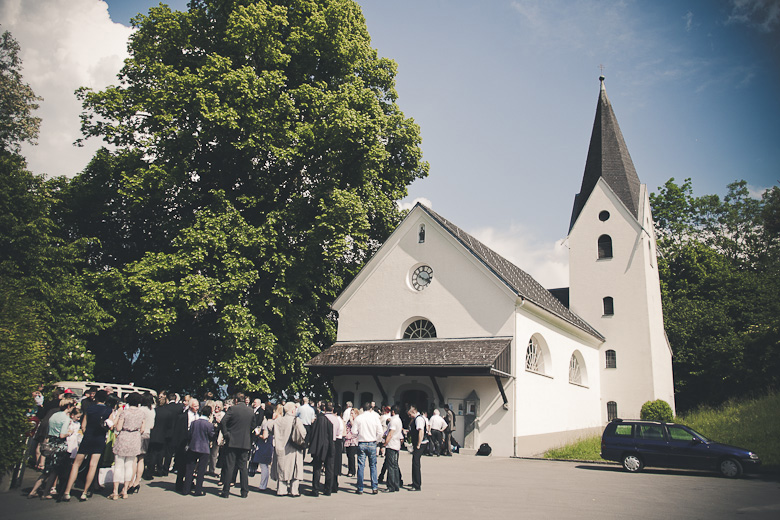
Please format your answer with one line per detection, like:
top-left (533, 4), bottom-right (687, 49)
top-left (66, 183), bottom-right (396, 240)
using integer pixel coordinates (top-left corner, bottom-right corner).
top-left (332, 374), bottom-right (516, 457)
top-left (514, 312), bottom-right (602, 438)
top-left (334, 212), bottom-right (516, 342)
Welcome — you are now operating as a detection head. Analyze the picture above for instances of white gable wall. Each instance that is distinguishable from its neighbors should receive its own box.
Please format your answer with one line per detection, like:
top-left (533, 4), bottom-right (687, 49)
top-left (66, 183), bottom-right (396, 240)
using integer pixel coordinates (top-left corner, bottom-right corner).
top-left (335, 210), bottom-right (516, 342)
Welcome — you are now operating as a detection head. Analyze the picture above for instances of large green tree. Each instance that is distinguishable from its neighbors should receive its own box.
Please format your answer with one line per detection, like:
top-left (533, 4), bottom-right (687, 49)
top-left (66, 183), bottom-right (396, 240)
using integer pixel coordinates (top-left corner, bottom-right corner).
top-left (651, 179), bottom-right (780, 411)
top-left (0, 29), bottom-right (110, 473)
top-left (68, 0), bottom-right (427, 394)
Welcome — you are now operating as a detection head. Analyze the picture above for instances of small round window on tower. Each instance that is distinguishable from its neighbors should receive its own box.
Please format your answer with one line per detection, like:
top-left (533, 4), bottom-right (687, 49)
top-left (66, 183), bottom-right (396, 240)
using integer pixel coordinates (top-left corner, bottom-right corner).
top-left (599, 210), bottom-right (610, 221)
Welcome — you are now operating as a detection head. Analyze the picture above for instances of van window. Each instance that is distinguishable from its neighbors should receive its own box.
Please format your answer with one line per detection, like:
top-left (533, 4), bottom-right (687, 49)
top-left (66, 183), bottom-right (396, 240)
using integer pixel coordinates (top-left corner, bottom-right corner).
top-left (614, 424), bottom-right (632, 437)
top-left (637, 424), bottom-right (665, 440)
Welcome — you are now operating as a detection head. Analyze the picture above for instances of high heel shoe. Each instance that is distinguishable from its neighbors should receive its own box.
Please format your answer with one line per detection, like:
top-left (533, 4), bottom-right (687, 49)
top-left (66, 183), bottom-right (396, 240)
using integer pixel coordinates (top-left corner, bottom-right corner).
top-left (78, 494), bottom-right (88, 502)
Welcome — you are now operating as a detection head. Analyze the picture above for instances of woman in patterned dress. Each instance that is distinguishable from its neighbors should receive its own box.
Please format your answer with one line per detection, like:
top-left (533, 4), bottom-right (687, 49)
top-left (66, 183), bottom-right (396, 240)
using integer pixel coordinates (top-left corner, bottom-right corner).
top-left (110, 392), bottom-right (146, 499)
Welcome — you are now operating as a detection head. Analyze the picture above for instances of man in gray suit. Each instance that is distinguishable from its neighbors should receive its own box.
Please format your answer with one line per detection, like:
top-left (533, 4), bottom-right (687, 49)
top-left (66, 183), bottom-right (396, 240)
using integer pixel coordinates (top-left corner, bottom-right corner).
top-left (220, 392), bottom-right (257, 498)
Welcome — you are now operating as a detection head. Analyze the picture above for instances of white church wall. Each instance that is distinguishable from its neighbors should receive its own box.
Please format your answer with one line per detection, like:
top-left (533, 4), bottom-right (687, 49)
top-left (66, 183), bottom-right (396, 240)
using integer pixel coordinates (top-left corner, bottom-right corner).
top-left (335, 211), bottom-right (516, 342)
top-left (569, 180), bottom-right (674, 421)
top-left (513, 309), bottom-right (602, 447)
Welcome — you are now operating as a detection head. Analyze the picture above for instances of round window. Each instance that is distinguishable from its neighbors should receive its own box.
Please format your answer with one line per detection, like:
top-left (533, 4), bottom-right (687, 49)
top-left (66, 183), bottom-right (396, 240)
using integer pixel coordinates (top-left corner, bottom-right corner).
top-left (599, 210), bottom-right (610, 221)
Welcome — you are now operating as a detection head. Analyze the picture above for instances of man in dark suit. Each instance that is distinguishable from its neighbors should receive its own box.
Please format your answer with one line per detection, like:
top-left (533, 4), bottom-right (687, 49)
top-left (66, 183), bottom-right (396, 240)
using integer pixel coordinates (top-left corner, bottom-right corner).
top-left (220, 392), bottom-right (256, 498)
top-left (146, 392), bottom-right (168, 478)
top-left (155, 392), bottom-right (183, 476)
top-left (174, 398), bottom-right (199, 492)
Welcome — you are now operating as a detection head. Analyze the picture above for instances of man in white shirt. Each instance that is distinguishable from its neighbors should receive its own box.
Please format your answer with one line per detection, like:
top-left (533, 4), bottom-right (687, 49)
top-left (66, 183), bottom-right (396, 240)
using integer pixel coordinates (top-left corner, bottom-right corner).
top-left (407, 406), bottom-right (427, 491)
top-left (351, 402), bottom-right (383, 494)
top-left (428, 409), bottom-right (447, 456)
top-left (381, 406), bottom-right (403, 492)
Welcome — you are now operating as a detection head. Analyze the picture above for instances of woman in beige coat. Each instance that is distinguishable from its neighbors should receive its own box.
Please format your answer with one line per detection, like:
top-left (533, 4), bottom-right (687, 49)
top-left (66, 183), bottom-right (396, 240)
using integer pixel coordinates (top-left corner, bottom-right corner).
top-left (266, 402), bottom-right (306, 496)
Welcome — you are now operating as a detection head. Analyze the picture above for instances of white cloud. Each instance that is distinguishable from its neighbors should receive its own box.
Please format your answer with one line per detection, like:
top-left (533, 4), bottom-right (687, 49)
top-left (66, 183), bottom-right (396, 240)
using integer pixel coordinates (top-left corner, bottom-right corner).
top-left (683, 11), bottom-right (694, 32)
top-left (397, 197), bottom-right (432, 212)
top-left (1, 0), bottom-right (131, 178)
top-left (470, 223), bottom-right (569, 289)
top-left (747, 184), bottom-right (769, 199)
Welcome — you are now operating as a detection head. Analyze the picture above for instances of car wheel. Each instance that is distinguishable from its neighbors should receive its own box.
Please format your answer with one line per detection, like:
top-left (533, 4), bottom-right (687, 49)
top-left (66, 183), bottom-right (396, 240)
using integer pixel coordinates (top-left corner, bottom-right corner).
top-left (622, 453), bottom-right (643, 473)
top-left (719, 458), bottom-right (743, 478)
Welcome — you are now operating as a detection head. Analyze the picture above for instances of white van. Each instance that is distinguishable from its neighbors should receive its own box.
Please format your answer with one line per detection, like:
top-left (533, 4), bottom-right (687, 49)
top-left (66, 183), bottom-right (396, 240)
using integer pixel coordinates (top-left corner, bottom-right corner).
top-left (55, 381), bottom-right (157, 400)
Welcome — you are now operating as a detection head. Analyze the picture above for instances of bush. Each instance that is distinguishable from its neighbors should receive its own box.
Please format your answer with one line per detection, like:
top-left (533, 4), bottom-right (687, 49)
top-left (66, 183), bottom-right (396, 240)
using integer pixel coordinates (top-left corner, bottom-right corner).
top-left (640, 399), bottom-right (674, 422)
top-left (0, 284), bottom-right (47, 474)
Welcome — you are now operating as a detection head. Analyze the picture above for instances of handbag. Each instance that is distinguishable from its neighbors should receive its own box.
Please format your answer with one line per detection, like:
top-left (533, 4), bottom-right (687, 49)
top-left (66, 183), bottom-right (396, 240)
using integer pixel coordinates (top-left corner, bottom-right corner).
top-left (289, 418), bottom-right (306, 450)
top-left (40, 438), bottom-right (65, 457)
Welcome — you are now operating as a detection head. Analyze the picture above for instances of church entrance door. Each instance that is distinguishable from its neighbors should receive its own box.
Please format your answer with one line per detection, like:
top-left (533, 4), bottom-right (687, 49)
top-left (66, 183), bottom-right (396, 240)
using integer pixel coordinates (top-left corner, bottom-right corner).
top-left (400, 389), bottom-right (429, 427)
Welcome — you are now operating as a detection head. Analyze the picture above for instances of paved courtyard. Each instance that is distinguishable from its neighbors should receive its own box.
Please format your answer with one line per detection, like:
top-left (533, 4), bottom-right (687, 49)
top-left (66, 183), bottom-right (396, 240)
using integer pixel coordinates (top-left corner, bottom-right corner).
top-left (2, 452), bottom-right (778, 519)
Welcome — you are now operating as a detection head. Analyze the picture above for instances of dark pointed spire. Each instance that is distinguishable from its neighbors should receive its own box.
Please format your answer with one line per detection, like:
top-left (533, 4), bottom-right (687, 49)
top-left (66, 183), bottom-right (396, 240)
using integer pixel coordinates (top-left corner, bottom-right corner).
top-left (569, 76), bottom-right (641, 231)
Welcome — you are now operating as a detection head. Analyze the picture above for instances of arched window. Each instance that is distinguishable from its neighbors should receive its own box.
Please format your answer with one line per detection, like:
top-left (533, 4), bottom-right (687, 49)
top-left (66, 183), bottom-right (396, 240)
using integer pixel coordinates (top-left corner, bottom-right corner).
top-left (607, 401), bottom-right (618, 421)
top-left (569, 354), bottom-right (582, 385)
top-left (525, 337), bottom-right (545, 374)
top-left (605, 350), bottom-right (616, 369)
top-left (403, 319), bottom-right (436, 339)
top-left (598, 235), bottom-right (613, 259)
top-left (603, 297), bottom-right (614, 316)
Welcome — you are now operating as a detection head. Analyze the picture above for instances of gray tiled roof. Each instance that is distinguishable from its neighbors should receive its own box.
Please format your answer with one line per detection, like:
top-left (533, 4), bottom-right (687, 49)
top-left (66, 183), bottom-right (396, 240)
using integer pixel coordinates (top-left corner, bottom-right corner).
top-left (570, 78), bottom-right (641, 231)
top-left (306, 337), bottom-right (511, 370)
top-left (420, 205), bottom-right (603, 340)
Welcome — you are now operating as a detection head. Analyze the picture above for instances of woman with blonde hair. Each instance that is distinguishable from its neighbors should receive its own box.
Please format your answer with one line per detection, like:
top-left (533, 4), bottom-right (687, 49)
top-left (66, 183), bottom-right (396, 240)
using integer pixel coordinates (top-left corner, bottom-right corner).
top-left (343, 407), bottom-right (360, 477)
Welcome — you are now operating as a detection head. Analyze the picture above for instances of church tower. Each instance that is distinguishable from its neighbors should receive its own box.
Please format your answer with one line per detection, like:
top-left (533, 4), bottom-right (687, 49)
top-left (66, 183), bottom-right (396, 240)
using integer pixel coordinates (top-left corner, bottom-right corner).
top-left (567, 76), bottom-right (675, 421)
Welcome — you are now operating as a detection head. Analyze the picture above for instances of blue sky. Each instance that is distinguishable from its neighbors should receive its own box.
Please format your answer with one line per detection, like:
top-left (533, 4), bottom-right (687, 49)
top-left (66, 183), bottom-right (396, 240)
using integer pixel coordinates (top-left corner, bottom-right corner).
top-left (3, 0), bottom-right (778, 286)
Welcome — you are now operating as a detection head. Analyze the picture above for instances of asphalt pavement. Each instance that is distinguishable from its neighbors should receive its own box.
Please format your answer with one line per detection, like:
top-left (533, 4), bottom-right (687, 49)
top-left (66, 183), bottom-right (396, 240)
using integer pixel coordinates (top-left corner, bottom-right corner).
top-left (2, 451), bottom-right (778, 519)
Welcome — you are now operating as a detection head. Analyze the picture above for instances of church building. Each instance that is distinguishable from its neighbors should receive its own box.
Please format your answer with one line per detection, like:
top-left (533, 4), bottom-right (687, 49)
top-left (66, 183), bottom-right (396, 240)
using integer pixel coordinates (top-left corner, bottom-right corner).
top-left (306, 78), bottom-right (675, 457)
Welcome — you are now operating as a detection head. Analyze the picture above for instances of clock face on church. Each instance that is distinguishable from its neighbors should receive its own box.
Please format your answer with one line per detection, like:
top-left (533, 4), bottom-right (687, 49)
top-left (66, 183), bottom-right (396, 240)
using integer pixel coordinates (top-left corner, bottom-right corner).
top-left (412, 265), bottom-right (434, 290)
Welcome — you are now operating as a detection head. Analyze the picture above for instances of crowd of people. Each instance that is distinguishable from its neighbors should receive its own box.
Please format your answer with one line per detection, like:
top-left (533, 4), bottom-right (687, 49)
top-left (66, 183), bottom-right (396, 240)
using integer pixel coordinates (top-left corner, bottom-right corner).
top-left (24, 386), bottom-right (458, 502)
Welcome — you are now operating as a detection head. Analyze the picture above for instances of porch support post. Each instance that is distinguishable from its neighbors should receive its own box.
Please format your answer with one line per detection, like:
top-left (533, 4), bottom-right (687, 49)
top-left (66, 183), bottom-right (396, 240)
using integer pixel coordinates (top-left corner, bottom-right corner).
top-left (494, 375), bottom-right (509, 409)
top-left (430, 376), bottom-right (445, 407)
top-left (372, 375), bottom-right (388, 405)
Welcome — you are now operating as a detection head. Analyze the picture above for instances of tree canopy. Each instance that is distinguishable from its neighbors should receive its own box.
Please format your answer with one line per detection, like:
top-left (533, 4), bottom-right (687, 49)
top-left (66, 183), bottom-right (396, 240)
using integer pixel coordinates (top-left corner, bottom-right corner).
top-left (66, 0), bottom-right (428, 395)
top-left (651, 179), bottom-right (780, 411)
top-left (0, 27), bottom-right (41, 152)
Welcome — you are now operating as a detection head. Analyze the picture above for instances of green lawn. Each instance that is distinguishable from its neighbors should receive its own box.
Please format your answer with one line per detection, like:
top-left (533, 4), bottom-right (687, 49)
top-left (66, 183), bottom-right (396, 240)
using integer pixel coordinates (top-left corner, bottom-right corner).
top-left (543, 392), bottom-right (779, 470)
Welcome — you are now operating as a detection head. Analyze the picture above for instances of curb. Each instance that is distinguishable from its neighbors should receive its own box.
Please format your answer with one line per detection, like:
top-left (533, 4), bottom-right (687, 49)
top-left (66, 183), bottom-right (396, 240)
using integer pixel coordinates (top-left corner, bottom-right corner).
top-left (511, 456), bottom-right (618, 465)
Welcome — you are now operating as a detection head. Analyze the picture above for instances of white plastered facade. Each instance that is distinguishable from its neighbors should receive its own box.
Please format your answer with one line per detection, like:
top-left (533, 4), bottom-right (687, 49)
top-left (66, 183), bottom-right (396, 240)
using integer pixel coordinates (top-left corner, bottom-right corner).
top-left (568, 178), bottom-right (675, 422)
top-left (330, 206), bottom-right (607, 457)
